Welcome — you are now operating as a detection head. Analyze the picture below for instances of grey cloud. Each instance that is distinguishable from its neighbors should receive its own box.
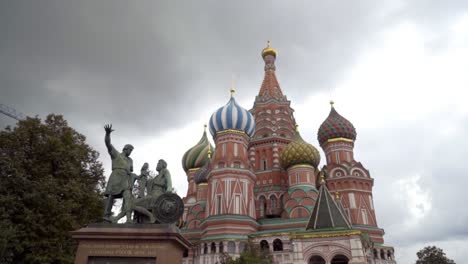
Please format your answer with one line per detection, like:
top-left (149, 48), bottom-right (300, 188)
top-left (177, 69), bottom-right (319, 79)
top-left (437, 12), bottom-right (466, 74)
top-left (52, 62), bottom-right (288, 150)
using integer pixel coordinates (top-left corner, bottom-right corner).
top-left (356, 112), bottom-right (468, 249)
top-left (0, 0), bottom-right (403, 136)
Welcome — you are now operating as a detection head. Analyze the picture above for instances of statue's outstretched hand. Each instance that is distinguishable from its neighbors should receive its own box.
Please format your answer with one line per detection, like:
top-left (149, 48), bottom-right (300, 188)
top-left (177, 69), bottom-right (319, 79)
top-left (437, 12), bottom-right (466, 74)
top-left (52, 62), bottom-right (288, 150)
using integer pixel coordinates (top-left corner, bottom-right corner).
top-left (104, 124), bottom-right (115, 134)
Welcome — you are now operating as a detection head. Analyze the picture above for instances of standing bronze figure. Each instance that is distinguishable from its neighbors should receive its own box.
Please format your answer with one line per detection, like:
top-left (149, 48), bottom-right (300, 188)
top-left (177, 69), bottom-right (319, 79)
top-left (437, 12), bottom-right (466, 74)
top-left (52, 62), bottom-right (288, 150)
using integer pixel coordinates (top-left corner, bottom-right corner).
top-left (103, 124), bottom-right (135, 223)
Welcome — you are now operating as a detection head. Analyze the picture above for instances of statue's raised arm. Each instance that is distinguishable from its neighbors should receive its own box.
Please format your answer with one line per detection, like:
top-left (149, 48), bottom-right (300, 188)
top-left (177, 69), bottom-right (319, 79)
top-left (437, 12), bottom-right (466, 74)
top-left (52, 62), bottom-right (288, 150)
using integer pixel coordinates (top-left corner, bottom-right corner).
top-left (104, 124), bottom-right (116, 157)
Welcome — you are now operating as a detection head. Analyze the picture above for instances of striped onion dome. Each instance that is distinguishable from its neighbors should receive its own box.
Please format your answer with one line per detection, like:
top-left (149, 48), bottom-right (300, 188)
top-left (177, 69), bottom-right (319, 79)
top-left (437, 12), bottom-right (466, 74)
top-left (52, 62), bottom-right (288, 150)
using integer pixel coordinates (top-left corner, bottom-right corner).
top-left (209, 92), bottom-right (255, 138)
top-left (317, 101), bottom-right (356, 145)
top-left (281, 128), bottom-right (321, 169)
top-left (182, 127), bottom-right (214, 172)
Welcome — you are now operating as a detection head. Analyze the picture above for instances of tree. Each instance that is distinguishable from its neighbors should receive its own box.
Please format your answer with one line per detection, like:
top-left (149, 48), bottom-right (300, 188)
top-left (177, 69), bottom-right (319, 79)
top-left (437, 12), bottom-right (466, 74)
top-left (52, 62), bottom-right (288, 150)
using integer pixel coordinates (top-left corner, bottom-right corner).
top-left (416, 246), bottom-right (455, 264)
top-left (0, 115), bottom-right (105, 264)
top-left (219, 242), bottom-right (272, 264)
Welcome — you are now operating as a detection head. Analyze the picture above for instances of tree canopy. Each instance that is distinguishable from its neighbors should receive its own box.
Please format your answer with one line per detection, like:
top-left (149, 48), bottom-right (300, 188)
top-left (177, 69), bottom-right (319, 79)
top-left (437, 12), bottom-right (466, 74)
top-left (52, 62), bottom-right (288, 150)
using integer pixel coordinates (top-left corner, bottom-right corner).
top-left (0, 115), bottom-right (105, 264)
top-left (220, 242), bottom-right (272, 264)
top-left (416, 246), bottom-right (455, 264)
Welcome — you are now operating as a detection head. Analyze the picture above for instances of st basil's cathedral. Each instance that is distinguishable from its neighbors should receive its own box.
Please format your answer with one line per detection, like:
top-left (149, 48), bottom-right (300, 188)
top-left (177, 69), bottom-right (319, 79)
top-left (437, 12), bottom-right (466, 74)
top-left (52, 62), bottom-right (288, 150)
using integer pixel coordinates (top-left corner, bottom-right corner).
top-left (179, 42), bottom-right (396, 264)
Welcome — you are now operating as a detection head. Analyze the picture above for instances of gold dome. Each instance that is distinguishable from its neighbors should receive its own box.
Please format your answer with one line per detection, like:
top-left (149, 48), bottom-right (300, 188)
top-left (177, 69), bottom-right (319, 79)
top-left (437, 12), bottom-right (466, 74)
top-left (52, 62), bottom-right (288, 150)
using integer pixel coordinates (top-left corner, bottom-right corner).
top-left (262, 40), bottom-right (277, 58)
top-left (280, 127), bottom-right (321, 169)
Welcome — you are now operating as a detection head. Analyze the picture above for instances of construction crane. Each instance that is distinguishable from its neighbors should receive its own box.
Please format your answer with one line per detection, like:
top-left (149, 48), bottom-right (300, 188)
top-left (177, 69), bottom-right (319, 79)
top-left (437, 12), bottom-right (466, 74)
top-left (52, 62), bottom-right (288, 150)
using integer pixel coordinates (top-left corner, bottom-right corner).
top-left (0, 103), bottom-right (26, 121)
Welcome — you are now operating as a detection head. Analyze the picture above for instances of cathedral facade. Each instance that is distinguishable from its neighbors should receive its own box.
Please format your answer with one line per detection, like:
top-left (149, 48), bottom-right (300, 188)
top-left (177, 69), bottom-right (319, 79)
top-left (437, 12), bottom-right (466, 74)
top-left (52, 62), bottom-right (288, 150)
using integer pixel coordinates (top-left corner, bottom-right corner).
top-left (180, 43), bottom-right (396, 264)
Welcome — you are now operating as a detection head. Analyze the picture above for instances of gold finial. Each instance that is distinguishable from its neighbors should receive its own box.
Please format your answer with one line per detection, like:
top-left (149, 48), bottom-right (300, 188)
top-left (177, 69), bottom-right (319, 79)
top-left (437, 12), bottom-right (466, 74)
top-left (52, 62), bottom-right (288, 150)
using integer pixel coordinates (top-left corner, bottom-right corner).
top-left (204, 124), bottom-right (207, 132)
top-left (330, 100), bottom-right (334, 108)
top-left (295, 124), bottom-right (299, 132)
top-left (335, 191), bottom-right (340, 200)
top-left (320, 173), bottom-right (325, 184)
top-left (207, 144), bottom-right (212, 159)
top-left (262, 40), bottom-right (277, 58)
top-left (230, 76), bottom-right (235, 97)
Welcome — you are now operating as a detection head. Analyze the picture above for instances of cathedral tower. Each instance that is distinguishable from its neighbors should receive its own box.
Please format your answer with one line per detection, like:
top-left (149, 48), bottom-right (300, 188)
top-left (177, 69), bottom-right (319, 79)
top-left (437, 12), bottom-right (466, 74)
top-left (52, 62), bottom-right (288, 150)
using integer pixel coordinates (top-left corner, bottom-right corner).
top-left (202, 88), bottom-right (257, 240)
top-left (318, 101), bottom-right (385, 243)
top-left (249, 41), bottom-right (296, 219)
top-left (280, 125), bottom-right (321, 218)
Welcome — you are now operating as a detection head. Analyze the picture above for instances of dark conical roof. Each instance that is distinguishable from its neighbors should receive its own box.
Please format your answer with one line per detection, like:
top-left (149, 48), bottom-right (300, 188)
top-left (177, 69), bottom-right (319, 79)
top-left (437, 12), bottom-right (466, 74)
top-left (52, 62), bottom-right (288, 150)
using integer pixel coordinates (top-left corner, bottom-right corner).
top-left (306, 179), bottom-right (351, 230)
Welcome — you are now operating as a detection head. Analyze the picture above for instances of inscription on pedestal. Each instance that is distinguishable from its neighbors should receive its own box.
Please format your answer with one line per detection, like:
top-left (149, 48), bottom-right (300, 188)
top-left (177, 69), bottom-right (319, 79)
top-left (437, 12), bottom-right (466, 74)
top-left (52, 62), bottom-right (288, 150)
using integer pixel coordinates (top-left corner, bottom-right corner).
top-left (81, 243), bottom-right (164, 257)
top-left (88, 257), bottom-right (155, 264)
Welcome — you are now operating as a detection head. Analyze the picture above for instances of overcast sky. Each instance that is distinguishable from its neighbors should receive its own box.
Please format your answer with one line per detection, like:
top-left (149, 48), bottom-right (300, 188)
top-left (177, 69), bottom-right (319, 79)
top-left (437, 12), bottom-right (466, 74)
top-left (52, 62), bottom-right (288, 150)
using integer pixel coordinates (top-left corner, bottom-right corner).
top-left (1, 1), bottom-right (468, 263)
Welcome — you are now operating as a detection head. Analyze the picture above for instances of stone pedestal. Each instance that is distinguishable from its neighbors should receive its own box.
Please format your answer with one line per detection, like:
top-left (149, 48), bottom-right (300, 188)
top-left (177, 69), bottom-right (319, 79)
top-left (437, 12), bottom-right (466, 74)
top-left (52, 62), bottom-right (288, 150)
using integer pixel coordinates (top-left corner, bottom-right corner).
top-left (72, 223), bottom-right (192, 264)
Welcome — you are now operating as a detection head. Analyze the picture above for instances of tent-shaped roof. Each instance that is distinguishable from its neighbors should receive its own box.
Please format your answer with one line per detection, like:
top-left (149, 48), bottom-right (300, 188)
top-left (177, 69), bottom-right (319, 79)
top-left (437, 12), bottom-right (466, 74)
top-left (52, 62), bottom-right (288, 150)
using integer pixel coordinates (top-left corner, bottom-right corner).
top-left (306, 180), bottom-right (351, 230)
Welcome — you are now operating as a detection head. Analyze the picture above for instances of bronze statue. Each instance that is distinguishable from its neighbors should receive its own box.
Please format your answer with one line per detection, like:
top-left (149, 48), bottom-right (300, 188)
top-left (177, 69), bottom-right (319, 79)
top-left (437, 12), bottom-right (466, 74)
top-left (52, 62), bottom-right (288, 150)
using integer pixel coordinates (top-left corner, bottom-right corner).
top-left (110, 169), bottom-right (156, 224)
top-left (136, 162), bottom-right (150, 198)
top-left (102, 125), bottom-right (182, 224)
top-left (103, 124), bottom-right (134, 222)
top-left (149, 159), bottom-right (172, 198)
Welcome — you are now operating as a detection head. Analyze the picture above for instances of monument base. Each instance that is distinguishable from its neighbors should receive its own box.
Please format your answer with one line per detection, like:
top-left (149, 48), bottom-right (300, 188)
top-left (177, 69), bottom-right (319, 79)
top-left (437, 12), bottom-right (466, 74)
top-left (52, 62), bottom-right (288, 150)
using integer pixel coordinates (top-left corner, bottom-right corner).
top-left (71, 223), bottom-right (191, 264)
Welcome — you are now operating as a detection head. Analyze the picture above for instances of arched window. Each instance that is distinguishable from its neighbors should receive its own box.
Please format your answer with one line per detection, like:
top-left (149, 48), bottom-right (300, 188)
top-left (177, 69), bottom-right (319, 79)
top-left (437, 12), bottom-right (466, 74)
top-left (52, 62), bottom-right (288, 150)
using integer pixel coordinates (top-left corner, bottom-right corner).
top-left (309, 255), bottom-right (325, 264)
top-left (219, 242), bottom-right (224, 253)
top-left (273, 239), bottom-right (283, 251)
top-left (183, 249), bottom-right (189, 258)
top-left (380, 249), bottom-right (386, 260)
top-left (259, 196), bottom-right (266, 217)
top-left (260, 240), bottom-right (269, 252)
top-left (373, 248), bottom-right (378, 259)
top-left (271, 196), bottom-right (277, 209)
top-left (227, 241), bottom-right (236, 253)
top-left (387, 250), bottom-right (392, 260)
top-left (204, 243), bottom-right (208, 254)
top-left (239, 242), bottom-right (246, 253)
top-left (217, 196), bottom-right (223, 214)
top-left (331, 254), bottom-right (349, 264)
top-left (211, 242), bottom-right (216, 253)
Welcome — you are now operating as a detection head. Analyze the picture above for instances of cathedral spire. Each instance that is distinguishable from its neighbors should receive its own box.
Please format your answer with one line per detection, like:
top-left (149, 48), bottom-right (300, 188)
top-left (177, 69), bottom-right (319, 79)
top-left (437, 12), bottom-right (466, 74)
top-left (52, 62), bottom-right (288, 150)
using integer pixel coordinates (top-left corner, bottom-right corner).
top-left (258, 41), bottom-right (284, 99)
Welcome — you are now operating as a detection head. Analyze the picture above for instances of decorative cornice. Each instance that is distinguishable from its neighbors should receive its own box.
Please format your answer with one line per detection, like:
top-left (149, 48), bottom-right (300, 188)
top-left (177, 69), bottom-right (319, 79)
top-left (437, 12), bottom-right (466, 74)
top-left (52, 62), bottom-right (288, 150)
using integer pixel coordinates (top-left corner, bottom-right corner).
top-left (188, 168), bottom-right (201, 173)
top-left (200, 234), bottom-right (249, 241)
top-left (215, 129), bottom-right (248, 137)
top-left (292, 230), bottom-right (361, 239)
top-left (289, 164), bottom-right (315, 170)
top-left (327, 137), bottom-right (354, 143)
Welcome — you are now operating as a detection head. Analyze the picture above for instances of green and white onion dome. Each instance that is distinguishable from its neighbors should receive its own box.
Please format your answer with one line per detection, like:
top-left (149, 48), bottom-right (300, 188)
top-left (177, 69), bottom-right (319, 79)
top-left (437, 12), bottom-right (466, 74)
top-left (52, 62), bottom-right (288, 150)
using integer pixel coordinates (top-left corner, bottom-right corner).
top-left (182, 127), bottom-right (214, 172)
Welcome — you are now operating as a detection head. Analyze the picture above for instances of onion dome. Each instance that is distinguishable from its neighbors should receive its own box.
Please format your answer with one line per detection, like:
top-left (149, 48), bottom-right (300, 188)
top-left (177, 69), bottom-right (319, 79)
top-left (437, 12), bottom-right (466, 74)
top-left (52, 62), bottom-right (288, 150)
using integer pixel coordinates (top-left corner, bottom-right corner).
top-left (182, 125), bottom-right (214, 172)
top-left (194, 145), bottom-right (211, 184)
top-left (317, 101), bottom-right (357, 145)
top-left (280, 126), bottom-right (321, 169)
top-left (209, 88), bottom-right (255, 138)
top-left (194, 157), bottom-right (211, 184)
top-left (262, 40), bottom-right (277, 58)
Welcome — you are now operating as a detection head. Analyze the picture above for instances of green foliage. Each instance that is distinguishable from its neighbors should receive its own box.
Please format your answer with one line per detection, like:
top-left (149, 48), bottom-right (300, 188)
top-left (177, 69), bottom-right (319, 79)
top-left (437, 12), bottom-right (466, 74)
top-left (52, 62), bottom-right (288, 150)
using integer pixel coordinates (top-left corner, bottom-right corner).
top-left (220, 242), bottom-right (272, 264)
top-left (416, 246), bottom-right (455, 264)
top-left (0, 115), bottom-right (105, 264)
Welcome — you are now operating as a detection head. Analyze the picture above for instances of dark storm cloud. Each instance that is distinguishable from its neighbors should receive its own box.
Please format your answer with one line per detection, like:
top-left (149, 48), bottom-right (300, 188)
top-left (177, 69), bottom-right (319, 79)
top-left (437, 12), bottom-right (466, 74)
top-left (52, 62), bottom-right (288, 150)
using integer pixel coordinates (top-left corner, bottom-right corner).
top-left (1, 0), bottom-right (404, 136)
top-left (1, 0), bottom-right (467, 134)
